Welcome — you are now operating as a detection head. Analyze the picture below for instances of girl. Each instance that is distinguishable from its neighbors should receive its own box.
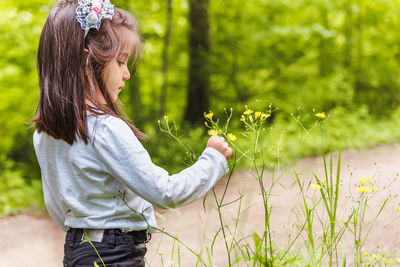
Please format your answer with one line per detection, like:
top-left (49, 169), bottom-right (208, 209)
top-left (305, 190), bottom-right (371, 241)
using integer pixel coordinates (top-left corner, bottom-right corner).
top-left (31, 0), bottom-right (232, 266)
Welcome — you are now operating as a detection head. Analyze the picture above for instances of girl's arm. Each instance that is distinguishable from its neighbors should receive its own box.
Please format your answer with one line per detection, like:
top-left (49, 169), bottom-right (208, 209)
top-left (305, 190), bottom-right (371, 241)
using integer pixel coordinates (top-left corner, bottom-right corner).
top-left (94, 117), bottom-right (229, 209)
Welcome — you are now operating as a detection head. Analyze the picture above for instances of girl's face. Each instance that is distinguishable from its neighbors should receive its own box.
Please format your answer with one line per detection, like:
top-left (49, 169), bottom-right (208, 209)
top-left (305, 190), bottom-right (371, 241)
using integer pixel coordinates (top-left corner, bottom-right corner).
top-left (102, 52), bottom-right (131, 103)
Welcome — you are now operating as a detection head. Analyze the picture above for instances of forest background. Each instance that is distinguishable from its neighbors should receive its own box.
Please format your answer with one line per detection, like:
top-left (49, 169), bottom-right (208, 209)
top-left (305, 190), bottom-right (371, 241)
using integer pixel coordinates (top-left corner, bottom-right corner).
top-left (2, 0), bottom-right (400, 215)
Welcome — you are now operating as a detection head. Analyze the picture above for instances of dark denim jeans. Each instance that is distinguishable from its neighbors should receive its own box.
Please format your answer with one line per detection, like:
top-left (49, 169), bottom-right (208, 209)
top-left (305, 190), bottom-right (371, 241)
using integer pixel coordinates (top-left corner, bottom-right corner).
top-left (63, 228), bottom-right (150, 267)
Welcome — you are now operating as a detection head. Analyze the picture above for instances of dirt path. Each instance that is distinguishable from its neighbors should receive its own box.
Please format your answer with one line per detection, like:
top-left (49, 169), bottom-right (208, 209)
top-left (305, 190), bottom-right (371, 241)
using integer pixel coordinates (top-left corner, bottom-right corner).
top-left (1, 144), bottom-right (400, 267)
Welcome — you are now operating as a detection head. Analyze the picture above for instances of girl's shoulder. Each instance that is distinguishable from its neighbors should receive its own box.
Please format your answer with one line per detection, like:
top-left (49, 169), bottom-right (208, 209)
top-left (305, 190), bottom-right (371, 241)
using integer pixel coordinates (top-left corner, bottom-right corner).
top-left (88, 113), bottom-right (125, 127)
top-left (88, 113), bottom-right (135, 141)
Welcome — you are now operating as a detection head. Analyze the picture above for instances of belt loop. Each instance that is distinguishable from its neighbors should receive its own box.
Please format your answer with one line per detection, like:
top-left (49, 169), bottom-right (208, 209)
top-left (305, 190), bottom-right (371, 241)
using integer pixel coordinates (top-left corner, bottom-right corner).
top-left (74, 229), bottom-right (83, 242)
top-left (107, 229), bottom-right (116, 248)
top-left (67, 228), bottom-right (77, 248)
top-left (66, 229), bottom-right (73, 242)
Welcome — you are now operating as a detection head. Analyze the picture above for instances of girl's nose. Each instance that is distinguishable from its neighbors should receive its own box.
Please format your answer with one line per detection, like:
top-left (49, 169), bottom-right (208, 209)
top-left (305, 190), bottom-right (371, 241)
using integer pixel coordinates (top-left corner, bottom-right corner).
top-left (123, 66), bottom-right (130, 81)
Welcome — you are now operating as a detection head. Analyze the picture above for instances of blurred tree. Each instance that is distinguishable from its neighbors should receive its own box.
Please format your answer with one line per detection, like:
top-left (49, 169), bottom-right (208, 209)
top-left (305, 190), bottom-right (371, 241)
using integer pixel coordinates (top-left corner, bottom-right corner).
top-left (184, 0), bottom-right (210, 124)
top-left (115, 0), bottom-right (144, 125)
top-left (160, 0), bottom-right (173, 116)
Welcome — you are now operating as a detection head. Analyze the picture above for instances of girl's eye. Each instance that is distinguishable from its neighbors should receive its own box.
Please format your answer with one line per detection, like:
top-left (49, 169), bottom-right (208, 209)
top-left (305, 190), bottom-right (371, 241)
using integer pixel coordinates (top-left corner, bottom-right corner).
top-left (118, 61), bottom-right (125, 66)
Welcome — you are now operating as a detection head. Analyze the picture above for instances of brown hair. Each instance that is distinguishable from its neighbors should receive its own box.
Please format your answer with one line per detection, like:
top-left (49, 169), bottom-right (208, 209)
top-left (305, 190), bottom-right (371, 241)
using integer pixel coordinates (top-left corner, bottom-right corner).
top-left (31, 0), bottom-right (146, 145)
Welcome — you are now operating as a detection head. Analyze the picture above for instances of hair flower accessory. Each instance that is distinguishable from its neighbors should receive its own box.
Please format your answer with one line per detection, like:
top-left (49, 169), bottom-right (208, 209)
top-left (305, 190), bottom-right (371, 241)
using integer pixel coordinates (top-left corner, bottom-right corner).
top-left (76, 0), bottom-right (114, 38)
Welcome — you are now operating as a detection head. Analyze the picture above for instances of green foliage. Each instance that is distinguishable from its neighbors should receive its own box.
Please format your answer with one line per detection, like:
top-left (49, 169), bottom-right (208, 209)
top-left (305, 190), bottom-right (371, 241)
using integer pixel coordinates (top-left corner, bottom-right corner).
top-left (2, 0), bottom-right (400, 216)
top-left (0, 1), bottom-right (49, 215)
top-left (0, 155), bottom-right (43, 216)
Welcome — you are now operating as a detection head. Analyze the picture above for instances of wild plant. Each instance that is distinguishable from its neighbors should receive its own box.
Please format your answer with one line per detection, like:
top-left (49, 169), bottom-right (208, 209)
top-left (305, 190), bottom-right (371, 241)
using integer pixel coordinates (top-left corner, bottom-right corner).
top-left (87, 107), bottom-right (398, 267)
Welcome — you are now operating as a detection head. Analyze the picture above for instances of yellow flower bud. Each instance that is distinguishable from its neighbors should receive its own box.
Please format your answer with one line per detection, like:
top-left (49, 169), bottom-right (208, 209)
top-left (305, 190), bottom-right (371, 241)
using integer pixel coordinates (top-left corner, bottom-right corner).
top-left (227, 133), bottom-right (237, 141)
top-left (261, 113), bottom-right (270, 120)
top-left (359, 177), bottom-right (373, 185)
top-left (243, 109), bottom-right (253, 115)
top-left (311, 184), bottom-right (321, 190)
top-left (356, 186), bottom-right (371, 193)
top-left (208, 129), bottom-right (218, 136)
top-left (205, 112), bottom-right (213, 120)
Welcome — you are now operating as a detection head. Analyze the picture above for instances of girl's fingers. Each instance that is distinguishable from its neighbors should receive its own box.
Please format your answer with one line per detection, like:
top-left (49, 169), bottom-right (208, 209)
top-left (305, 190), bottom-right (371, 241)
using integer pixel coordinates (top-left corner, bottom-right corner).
top-left (226, 147), bottom-right (233, 158)
top-left (206, 135), bottom-right (232, 160)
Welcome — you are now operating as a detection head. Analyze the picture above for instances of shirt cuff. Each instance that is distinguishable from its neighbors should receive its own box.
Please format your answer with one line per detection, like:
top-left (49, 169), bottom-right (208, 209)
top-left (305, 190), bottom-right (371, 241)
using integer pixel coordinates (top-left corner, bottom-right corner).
top-left (202, 147), bottom-right (229, 176)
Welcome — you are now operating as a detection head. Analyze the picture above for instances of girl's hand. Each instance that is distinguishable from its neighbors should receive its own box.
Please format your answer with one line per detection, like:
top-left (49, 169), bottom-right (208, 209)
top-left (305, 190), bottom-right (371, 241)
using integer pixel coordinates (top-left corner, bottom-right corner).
top-left (206, 135), bottom-right (232, 160)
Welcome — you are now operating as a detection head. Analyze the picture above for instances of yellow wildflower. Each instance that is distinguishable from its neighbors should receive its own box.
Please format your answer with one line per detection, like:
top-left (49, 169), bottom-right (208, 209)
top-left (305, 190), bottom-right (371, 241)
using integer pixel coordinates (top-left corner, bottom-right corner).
top-left (249, 115), bottom-right (253, 122)
top-left (359, 177), bottom-right (373, 185)
top-left (227, 133), bottom-right (237, 142)
top-left (381, 257), bottom-right (387, 264)
top-left (261, 113), bottom-right (270, 120)
top-left (356, 186), bottom-right (371, 193)
top-left (371, 186), bottom-right (378, 192)
top-left (311, 184), bottom-right (321, 190)
top-left (397, 207), bottom-right (400, 211)
top-left (243, 109), bottom-right (253, 115)
top-left (208, 129), bottom-right (219, 136)
top-left (255, 112), bottom-right (261, 119)
top-left (371, 254), bottom-right (381, 259)
top-left (241, 115), bottom-right (246, 121)
top-left (205, 112), bottom-right (213, 120)
top-left (315, 112), bottom-right (326, 119)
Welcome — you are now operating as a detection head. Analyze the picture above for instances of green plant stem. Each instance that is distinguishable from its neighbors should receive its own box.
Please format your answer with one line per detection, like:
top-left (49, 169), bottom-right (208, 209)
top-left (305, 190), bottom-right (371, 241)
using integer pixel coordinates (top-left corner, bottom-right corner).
top-left (81, 232), bottom-right (106, 267)
top-left (212, 188), bottom-right (231, 266)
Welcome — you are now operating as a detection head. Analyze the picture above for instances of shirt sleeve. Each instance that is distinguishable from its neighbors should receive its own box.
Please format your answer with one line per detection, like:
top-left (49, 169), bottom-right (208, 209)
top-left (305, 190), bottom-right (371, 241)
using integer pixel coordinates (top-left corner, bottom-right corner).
top-left (93, 117), bottom-right (229, 209)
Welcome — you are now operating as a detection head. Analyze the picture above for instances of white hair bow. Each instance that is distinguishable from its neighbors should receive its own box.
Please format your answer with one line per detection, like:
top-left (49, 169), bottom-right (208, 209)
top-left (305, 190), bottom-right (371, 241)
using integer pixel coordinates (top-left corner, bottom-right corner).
top-left (76, 0), bottom-right (114, 38)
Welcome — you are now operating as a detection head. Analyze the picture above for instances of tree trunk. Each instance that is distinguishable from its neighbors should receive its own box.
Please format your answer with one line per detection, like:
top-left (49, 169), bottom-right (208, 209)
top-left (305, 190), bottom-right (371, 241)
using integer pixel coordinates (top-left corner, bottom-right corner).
top-left (344, 1), bottom-right (353, 67)
top-left (319, 8), bottom-right (331, 76)
top-left (160, 0), bottom-right (173, 117)
top-left (184, 0), bottom-right (210, 124)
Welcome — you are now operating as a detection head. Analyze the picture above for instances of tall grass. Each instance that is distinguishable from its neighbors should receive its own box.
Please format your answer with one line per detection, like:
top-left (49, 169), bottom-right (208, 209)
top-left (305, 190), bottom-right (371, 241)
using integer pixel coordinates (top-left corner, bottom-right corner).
top-left (150, 108), bottom-right (398, 266)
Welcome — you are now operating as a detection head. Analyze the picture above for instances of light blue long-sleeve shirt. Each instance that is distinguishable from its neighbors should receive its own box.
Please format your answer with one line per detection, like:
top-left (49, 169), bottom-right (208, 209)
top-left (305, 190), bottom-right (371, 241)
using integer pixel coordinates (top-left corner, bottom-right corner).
top-left (33, 114), bottom-right (228, 232)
